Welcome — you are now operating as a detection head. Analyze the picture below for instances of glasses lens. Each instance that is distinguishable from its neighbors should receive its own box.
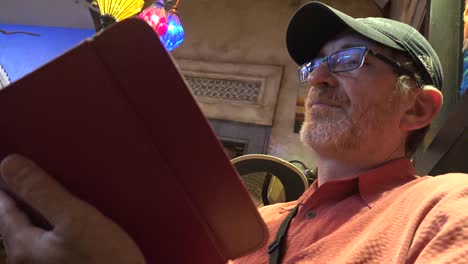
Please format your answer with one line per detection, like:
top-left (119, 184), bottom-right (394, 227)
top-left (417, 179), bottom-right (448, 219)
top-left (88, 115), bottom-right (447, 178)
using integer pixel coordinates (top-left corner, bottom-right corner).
top-left (298, 62), bottom-right (311, 82)
top-left (330, 48), bottom-right (365, 72)
top-left (298, 59), bottom-right (323, 82)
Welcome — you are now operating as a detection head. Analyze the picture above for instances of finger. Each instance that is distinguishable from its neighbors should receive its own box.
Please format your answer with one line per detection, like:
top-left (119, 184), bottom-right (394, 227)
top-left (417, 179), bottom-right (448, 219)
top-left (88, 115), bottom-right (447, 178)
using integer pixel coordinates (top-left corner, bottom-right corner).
top-left (0, 190), bottom-right (33, 238)
top-left (0, 190), bottom-right (46, 264)
top-left (0, 154), bottom-right (79, 227)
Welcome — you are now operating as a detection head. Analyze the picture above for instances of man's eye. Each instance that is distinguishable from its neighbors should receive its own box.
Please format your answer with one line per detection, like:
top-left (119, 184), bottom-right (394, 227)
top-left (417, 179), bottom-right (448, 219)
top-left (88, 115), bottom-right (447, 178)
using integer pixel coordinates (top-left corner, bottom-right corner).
top-left (337, 55), bottom-right (359, 64)
top-left (336, 55), bottom-right (350, 64)
top-left (345, 59), bottom-right (361, 66)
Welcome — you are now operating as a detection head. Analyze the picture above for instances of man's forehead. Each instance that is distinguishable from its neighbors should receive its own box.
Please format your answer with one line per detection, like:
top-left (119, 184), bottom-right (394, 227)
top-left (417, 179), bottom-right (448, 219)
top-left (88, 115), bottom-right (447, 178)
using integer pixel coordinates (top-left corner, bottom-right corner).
top-left (316, 33), bottom-right (383, 57)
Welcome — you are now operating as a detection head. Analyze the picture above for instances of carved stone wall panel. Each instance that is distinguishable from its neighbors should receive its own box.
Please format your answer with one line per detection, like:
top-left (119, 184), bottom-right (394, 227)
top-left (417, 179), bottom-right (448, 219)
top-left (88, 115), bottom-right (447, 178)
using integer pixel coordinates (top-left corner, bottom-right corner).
top-left (176, 59), bottom-right (282, 126)
top-left (184, 74), bottom-right (262, 104)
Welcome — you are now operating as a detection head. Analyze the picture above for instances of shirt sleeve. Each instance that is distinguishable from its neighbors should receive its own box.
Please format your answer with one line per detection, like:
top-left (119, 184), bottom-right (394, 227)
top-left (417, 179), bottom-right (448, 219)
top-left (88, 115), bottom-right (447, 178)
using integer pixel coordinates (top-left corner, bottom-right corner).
top-left (408, 182), bottom-right (468, 264)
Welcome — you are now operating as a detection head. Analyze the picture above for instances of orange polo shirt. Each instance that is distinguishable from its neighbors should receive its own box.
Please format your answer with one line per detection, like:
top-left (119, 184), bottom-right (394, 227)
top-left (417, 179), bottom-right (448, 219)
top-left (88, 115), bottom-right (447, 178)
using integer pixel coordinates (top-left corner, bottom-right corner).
top-left (233, 158), bottom-right (468, 263)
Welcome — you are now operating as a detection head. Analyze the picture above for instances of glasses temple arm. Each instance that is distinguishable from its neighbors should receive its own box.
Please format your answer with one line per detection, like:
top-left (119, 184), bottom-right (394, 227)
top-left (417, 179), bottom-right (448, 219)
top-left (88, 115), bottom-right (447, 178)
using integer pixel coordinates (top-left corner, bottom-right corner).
top-left (371, 51), bottom-right (424, 87)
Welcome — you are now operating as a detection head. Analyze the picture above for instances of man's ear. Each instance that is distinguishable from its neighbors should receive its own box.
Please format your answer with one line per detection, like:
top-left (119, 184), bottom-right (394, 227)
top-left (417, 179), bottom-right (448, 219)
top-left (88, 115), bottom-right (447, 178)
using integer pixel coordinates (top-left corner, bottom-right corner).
top-left (400, 86), bottom-right (443, 131)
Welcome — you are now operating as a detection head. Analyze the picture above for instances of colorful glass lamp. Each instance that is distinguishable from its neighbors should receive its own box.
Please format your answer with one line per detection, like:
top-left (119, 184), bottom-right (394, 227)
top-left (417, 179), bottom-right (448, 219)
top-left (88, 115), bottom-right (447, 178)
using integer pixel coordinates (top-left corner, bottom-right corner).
top-left (139, 0), bottom-right (184, 52)
top-left (138, 0), bottom-right (168, 36)
top-left (160, 2), bottom-right (185, 52)
top-left (96, 0), bottom-right (145, 29)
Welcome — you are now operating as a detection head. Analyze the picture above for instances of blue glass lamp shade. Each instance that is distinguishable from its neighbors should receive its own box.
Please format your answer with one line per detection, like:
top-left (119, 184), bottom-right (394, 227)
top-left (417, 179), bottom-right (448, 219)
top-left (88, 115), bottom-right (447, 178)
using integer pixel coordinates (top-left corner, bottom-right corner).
top-left (160, 10), bottom-right (185, 51)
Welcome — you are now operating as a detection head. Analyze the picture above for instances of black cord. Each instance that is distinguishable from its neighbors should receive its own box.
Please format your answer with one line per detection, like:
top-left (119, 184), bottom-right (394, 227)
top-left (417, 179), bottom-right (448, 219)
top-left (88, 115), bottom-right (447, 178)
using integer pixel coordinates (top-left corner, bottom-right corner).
top-left (289, 160), bottom-right (308, 170)
top-left (0, 29), bottom-right (40, 37)
top-left (289, 160), bottom-right (317, 184)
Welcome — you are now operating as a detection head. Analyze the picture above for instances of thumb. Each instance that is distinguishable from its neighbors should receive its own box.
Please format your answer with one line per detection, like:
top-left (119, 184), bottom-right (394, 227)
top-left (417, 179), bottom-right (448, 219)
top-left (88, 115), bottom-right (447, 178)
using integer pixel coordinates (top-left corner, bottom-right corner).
top-left (0, 154), bottom-right (77, 227)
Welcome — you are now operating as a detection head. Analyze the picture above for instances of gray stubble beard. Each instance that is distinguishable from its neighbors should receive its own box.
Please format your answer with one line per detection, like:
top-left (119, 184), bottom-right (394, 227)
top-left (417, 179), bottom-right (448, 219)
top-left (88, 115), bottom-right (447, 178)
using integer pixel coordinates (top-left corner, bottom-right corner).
top-left (299, 110), bottom-right (363, 156)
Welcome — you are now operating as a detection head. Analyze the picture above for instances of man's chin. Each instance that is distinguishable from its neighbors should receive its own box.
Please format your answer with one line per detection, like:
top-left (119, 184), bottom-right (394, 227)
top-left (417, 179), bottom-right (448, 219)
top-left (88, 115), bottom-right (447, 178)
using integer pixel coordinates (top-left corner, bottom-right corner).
top-left (299, 121), bottom-right (356, 153)
top-left (299, 122), bottom-right (330, 149)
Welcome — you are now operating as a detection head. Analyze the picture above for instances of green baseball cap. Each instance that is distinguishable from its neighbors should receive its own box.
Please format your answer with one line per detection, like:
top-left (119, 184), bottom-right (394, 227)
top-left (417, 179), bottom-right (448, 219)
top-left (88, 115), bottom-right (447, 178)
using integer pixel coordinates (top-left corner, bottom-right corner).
top-left (286, 1), bottom-right (443, 89)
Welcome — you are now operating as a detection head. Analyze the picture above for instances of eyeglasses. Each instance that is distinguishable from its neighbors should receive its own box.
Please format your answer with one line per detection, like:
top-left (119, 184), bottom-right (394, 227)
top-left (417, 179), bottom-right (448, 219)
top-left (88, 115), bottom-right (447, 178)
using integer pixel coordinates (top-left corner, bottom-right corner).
top-left (298, 46), bottom-right (415, 83)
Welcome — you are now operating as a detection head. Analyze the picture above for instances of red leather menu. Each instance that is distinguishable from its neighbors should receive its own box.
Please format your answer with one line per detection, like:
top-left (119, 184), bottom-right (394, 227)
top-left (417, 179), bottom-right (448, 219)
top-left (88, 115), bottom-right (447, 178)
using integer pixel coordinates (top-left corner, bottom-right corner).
top-left (0, 18), bottom-right (267, 263)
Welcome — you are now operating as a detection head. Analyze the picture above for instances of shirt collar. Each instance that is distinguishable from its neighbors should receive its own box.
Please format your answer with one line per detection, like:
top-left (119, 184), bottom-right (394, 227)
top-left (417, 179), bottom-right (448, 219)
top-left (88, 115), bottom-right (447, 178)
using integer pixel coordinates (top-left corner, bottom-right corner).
top-left (297, 174), bottom-right (359, 208)
top-left (297, 158), bottom-right (418, 208)
top-left (358, 158), bottom-right (418, 207)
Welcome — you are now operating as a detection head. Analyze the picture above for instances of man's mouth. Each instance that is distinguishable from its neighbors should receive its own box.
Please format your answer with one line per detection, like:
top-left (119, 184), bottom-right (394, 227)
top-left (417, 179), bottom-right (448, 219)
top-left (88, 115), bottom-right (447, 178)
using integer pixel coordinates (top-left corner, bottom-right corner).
top-left (308, 99), bottom-right (342, 109)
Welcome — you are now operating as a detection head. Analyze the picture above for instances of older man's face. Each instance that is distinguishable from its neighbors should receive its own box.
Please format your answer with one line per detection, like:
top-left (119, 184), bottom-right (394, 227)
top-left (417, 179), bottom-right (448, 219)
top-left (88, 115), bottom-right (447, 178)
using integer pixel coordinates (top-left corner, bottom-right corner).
top-left (300, 33), bottom-right (407, 160)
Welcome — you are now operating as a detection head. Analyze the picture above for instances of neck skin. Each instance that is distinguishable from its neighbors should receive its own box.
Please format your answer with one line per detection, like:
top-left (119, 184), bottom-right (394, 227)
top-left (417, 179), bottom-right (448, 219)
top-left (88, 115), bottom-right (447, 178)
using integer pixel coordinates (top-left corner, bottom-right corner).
top-left (315, 141), bottom-right (407, 187)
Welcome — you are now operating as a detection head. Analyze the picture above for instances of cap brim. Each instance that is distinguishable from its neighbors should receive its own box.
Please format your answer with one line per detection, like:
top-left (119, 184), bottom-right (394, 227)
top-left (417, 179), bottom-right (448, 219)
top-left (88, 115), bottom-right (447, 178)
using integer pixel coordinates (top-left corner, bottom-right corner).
top-left (287, 2), bottom-right (404, 65)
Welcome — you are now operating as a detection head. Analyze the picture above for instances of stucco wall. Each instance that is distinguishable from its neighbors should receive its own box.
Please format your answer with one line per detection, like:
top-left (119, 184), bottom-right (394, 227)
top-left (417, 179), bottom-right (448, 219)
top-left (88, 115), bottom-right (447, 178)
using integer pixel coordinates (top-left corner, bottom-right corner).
top-left (172, 0), bottom-right (382, 169)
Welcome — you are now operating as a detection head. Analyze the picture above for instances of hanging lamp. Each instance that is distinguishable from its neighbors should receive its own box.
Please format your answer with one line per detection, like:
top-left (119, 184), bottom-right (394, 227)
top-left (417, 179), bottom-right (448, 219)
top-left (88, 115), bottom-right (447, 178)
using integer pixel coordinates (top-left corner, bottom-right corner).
top-left (159, 0), bottom-right (184, 51)
top-left (139, 0), bottom-right (185, 52)
top-left (96, 0), bottom-right (145, 29)
top-left (138, 0), bottom-right (168, 36)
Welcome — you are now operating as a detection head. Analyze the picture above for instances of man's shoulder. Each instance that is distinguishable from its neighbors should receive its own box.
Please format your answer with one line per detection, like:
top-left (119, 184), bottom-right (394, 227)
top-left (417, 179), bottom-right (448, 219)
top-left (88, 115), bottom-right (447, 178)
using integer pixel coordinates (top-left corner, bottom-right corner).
top-left (416, 172), bottom-right (468, 188)
top-left (407, 172), bottom-right (468, 200)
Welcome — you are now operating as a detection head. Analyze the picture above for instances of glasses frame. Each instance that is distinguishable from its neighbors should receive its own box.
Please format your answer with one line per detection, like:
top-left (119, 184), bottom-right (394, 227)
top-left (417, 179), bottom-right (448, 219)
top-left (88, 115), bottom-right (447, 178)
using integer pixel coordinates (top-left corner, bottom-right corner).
top-left (298, 46), bottom-right (417, 83)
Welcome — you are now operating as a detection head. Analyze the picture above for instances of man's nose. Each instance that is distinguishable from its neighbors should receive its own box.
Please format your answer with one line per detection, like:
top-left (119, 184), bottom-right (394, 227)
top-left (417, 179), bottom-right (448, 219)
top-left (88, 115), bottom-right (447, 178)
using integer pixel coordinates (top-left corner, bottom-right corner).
top-left (307, 61), bottom-right (338, 88)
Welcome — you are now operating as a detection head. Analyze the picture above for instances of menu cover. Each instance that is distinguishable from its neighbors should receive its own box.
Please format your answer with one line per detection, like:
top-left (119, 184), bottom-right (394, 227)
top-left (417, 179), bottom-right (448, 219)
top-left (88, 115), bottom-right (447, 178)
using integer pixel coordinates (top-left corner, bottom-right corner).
top-left (0, 18), bottom-right (267, 263)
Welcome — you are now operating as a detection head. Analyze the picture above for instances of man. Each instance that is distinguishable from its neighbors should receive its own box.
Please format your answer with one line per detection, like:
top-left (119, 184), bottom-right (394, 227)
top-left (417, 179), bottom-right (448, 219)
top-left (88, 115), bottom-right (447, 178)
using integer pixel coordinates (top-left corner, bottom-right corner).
top-left (235, 2), bottom-right (467, 263)
top-left (0, 1), bottom-right (466, 263)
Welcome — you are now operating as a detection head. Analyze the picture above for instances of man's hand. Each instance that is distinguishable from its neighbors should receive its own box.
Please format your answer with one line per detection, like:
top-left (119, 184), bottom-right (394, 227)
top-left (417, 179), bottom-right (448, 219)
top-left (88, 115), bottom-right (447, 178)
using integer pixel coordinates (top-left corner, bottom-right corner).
top-left (0, 154), bottom-right (145, 263)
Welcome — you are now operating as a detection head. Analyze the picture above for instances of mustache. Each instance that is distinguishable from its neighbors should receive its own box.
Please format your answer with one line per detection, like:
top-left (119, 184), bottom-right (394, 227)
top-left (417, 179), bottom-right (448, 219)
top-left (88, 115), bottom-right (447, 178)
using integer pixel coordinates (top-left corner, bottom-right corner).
top-left (306, 85), bottom-right (350, 107)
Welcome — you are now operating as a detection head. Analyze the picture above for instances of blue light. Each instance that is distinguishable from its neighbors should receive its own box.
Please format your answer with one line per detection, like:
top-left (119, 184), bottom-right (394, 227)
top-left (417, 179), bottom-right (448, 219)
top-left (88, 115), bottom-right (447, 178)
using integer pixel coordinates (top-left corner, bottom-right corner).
top-left (160, 11), bottom-right (184, 52)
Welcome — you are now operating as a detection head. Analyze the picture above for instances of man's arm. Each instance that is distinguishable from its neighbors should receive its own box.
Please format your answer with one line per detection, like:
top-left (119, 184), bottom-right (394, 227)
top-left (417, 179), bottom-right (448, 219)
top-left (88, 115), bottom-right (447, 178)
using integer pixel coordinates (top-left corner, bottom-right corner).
top-left (0, 154), bottom-right (145, 263)
top-left (408, 176), bottom-right (468, 263)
